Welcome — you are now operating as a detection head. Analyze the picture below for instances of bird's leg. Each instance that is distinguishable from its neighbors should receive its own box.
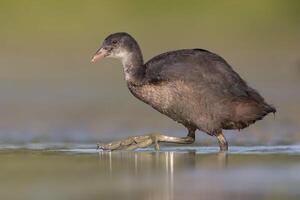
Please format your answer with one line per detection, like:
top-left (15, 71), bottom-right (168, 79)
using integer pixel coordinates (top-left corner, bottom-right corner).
top-left (97, 129), bottom-right (196, 151)
top-left (216, 130), bottom-right (228, 151)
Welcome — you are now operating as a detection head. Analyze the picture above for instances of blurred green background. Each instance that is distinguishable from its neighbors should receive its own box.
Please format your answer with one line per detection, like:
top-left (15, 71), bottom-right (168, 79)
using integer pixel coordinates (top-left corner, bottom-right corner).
top-left (0, 0), bottom-right (299, 144)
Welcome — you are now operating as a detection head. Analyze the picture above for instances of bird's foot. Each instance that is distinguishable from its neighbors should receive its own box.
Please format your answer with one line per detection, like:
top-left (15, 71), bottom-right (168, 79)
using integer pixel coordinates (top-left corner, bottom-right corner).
top-left (216, 131), bottom-right (228, 151)
top-left (97, 133), bottom-right (195, 151)
top-left (97, 134), bottom-right (154, 151)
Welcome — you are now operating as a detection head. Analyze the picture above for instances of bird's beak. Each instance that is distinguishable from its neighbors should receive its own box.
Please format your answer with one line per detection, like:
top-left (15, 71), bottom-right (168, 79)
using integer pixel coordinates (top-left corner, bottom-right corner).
top-left (91, 47), bottom-right (108, 63)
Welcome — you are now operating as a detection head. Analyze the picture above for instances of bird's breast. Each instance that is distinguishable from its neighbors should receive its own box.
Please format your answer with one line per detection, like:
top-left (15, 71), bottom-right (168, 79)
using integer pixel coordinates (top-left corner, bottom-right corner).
top-left (128, 81), bottom-right (196, 117)
top-left (130, 83), bottom-right (175, 111)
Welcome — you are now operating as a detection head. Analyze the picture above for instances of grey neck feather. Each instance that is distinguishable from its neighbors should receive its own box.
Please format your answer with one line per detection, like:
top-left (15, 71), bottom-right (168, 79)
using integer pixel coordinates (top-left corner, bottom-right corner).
top-left (120, 45), bottom-right (145, 85)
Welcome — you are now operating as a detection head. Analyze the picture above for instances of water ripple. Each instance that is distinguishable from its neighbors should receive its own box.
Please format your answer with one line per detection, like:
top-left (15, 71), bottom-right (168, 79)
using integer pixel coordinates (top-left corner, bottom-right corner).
top-left (1, 143), bottom-right (300, 155)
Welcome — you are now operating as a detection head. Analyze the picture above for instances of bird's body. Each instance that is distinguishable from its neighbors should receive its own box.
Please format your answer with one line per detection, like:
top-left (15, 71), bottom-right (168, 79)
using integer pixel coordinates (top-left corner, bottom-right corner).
top-left (130, 48), bottom-right (275, 134)
top-left (92, 32), bottom-right (276, 151)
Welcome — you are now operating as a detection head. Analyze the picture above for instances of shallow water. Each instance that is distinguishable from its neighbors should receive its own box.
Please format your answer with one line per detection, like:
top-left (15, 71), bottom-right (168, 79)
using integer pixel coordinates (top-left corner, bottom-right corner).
top-left (0, 144), bottom-right (300, 200)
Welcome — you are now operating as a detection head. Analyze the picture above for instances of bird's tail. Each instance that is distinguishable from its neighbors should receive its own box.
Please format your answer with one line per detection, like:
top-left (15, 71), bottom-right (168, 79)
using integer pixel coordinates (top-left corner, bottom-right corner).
top-left (230, 100), bottom-right (276, 129)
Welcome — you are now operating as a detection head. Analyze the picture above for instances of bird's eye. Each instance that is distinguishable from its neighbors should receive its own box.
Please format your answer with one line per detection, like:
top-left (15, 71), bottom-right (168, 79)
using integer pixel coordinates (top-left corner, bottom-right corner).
top-left (112, 40), bottom-right (118, 44)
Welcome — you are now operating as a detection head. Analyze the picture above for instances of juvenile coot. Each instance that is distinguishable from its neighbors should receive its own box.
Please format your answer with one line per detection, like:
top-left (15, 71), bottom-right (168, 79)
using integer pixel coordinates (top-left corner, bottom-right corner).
top-left (91, 32), bottom-right (276, 151)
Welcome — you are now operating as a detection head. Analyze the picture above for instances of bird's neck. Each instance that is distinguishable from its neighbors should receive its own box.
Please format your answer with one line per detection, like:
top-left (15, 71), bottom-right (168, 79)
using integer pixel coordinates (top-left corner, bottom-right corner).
top-left (121, 45), bottom-right (145, 85)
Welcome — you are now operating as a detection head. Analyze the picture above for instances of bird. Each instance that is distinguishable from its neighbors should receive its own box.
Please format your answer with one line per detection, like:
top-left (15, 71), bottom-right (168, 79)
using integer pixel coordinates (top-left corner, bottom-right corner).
top-left (91, 32), bottom-right (276, 151)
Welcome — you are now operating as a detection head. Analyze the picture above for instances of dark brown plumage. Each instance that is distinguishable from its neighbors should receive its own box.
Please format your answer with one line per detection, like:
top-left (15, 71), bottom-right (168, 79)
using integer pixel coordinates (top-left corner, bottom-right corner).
top-left (91, 32), bottom-right (276, 151)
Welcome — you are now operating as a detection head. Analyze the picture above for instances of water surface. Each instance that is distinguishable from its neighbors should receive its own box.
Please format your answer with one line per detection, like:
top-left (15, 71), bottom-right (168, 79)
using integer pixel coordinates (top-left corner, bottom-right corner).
top-left (0, 144), bottom-right (300, 200)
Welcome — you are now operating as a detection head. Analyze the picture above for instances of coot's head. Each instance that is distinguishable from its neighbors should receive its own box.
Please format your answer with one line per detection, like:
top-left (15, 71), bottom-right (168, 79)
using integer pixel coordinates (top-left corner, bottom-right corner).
top-left (91, 32), bottom-right (138, 63)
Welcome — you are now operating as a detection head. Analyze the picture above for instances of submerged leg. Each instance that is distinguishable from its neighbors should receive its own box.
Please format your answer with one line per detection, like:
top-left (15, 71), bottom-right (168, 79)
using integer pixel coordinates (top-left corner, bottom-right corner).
top-left (216, 130), bottom-right (228, 151)
top-left (98, 129), bottom-right (196, 151)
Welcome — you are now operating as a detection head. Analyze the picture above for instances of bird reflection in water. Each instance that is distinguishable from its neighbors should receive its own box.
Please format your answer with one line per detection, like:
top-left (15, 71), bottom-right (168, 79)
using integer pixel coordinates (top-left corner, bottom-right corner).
top-left (97, 150), bottom-right (228, 200)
